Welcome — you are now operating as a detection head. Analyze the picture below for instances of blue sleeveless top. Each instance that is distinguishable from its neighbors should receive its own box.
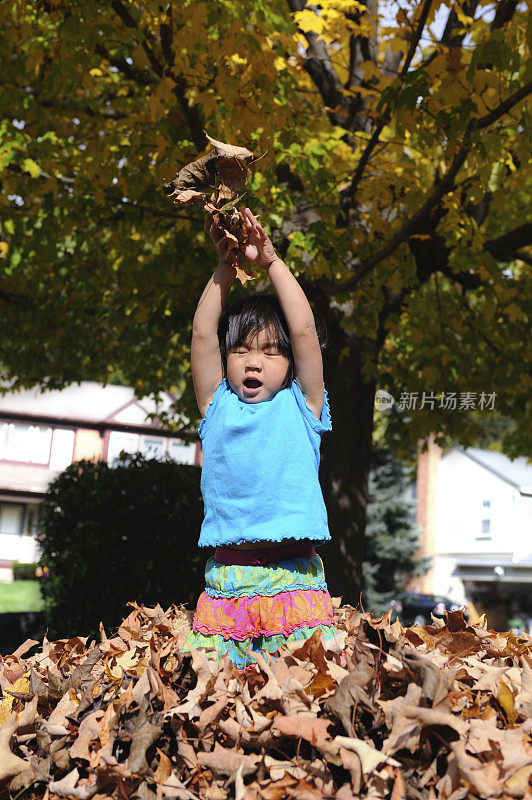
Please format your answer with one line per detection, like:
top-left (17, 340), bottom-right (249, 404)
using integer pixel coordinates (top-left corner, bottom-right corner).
top-left (197, 378), bottom-right (332, 548)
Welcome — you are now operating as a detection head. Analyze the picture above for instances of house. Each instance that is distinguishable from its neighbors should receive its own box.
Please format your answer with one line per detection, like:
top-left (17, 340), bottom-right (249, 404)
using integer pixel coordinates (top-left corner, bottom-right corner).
top-left (409, 434), bottom-right (532, 627)
top-left (0, 382), bottom-right (199, 580)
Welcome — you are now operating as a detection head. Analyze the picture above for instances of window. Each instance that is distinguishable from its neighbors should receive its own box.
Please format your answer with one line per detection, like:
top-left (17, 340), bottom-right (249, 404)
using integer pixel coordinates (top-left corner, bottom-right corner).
top-left (141, 437), bottom-right (165, 460)
top-left (478, 498), bottom-right (492, 539)
top-left (0, 504), bottom-right (24, 535)
top-left (1, 423), bottom-right (52, 464)
top-left (49, 428), bottom-right (75, 471)
top-left (24, 506), bottom-right (40, 536)
top-left (168, 440), bottom-right (196, 465)
top-left (107, 432), bottom-right (139, 466)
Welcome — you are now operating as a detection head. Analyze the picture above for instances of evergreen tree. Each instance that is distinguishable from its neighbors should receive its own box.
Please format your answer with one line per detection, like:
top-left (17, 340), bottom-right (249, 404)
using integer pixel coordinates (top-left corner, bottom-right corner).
top-left (362, 447), bottom-right (432, 614)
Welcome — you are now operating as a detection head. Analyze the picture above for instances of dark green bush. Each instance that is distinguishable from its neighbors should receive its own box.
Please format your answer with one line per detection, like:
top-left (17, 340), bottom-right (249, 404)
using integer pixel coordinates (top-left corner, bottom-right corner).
top-left (37, 454), bottom-right (205, 639)
top-left (12, 562), bottom-right (39, 581)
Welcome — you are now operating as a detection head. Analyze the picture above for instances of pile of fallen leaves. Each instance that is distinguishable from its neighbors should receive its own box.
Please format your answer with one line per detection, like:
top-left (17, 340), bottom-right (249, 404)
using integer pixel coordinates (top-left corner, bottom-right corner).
top-left (1, 600), bottom-right (531, 800)
top-left (162, 133), bottom-right (258, 285)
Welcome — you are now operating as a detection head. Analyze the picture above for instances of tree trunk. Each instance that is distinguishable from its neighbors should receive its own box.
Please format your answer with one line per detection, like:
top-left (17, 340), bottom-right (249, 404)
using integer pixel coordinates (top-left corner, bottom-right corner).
top-left (317, 302), bottom-right (377, 606)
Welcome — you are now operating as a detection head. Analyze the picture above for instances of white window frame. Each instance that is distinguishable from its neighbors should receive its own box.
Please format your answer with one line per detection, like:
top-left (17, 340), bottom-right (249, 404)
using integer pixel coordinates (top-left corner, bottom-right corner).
top-left (0, 423), bottom-right (52, 464)
top-left (477, 498), bottom-right (492, 540)
top-left (168, 439), bottom-right (196, 465)
top-left (0, 503), bottom-right (25, 536)
top-left (141, 436), bottom-right (166, 460)
top-left (107, 431), bottom-right (139, 467)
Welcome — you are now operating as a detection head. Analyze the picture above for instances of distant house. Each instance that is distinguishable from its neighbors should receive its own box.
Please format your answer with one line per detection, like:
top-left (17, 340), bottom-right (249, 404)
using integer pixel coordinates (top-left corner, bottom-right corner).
top-left (0, 382), bottom-right (198, 580)
top-left (409, 435), bottom-right (532, 626)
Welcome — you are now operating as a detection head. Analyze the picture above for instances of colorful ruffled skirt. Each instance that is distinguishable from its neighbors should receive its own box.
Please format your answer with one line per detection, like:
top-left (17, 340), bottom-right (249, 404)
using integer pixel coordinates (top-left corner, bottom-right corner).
top-left (182, 544), bottom-right (339, 670)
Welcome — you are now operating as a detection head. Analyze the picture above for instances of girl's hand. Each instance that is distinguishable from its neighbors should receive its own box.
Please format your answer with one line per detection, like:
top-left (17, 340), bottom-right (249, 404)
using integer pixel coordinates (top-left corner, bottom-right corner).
top-left (204, 214), bottom-right (238, 266)
top-left (240, 207), bottom-right (279, 269)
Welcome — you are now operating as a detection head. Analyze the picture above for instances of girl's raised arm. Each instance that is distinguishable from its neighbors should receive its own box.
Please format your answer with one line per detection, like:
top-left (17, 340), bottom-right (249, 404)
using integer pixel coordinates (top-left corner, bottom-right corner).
top-left (241, 208), bottom-right (324, 419)
top-left (191, 217), bottom-right (236, 417)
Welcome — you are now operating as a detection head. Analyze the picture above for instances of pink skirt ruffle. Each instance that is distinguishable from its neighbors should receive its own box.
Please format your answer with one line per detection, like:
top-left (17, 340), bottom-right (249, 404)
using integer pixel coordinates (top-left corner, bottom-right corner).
top-left (193, 588), bottom-right (334, 641)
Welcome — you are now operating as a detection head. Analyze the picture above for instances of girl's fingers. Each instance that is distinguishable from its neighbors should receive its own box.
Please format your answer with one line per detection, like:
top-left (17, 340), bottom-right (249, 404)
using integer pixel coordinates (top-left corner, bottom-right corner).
top-left (244, 207), bottom-right (257, 227)
top-left (212, 225), bottom-right (225, 244)
top-left (245, 208), bottom-right (263, 235)
top-left (247, 211), bottom-right (262, 230)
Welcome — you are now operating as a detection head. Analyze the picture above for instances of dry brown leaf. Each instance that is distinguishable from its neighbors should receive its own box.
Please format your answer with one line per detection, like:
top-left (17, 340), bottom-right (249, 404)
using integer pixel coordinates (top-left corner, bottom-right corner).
top-left (378, 682), bottom-right (424, 755)
top-left (498, 678), bottom-right (519, 725)
top-left (262, 755), bottom-right (307, 780)
top-left (338, 745), bottom-right (362, 793)
top-left (197, 749), bottom-right (259, 781)
top-left (271, 714), bottom-right (333, 744)
top-left (336, 784), bottom-right (357, 800)
top-left (390, 766), bottom-right (406, 800)
top-left (401, 649), bottom-right (452, 706)
top-left (127, 696), bottom-right (162, 775)
top-left (175, 189), bottom-right (206, 205)
top-left (163, 154), bottom-right (217, 197)
top-left (280, 676), bottom-right (319, 716)
top-left (516, 659), bottom-right (532, 718)
top-left (204, 785), bottom-right (228, 800)
top-left (204, 133), bottom-right (254, 194)
top-left (250, 651), bottom-right (283, 701)
top-left (164, 647), bottom-right (216, 717)
top-left (334, 735), bottom-right (401, 772)
top-left (325, 659), bottom-right (376, 736)
top-left (197, 696), bottom-right (228, 735)
top-left (1, 602), bottom-right (531, 800)
top-left (450, 738), bottom-right (504, 796)
top-left (503, 764), bottom-right (532, 798)
top-left (162, 134), bottom-right (257, 285)
top-left (403, 703), bottom-right (469, 736)
top-left (153, 749), bottom-right (172, 784)
top-left (0, 712), bottom-right (29, 780)
top-left (69, 709), bottom-right (103, 760)
top-left (234, 261), bottom-right (258, 285)
top-left (11, 639), bottom-right (39, 659)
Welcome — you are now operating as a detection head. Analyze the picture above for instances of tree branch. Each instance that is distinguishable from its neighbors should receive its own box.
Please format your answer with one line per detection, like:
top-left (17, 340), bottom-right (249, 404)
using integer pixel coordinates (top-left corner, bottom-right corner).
top-left (484, 223), bottom-right (532, 261)
top-left (286, 0), bottom-right (346, 115)
top-left (159, 7), bottom-right (175, 69)
top-left (439, 0), bottom-right (479, 48)
top-left (345, 1), bottom-right (377, 90)
top-left (111, 0), bottom-right (163, 77)
top-left (0, 287), bottom-right (29, 306)
top-left (17, 84), bottom-right (131, 119)
top-left (341, 0), bottom-right (434, 204)
top-left (95, 43), bottom-right (157, 86)
top-left (113, 0), bottom-right (206, 149)
top-left (475, 80), bottom-right (532, 130)
top-left (331, 80), bottom-right (532, 293)
top-left (96, 15), bottom-right (206, 151)
top-left (491, 0), bottom-right (518, 30)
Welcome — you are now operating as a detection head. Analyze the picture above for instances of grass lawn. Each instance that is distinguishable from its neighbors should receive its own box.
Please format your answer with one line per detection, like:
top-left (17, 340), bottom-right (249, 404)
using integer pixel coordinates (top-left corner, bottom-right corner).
top-left (0, 580), bottom-right (44, 613)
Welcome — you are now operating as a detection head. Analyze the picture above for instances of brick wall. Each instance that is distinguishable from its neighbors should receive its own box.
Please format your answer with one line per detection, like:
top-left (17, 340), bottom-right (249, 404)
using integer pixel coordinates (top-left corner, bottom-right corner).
top-left (73, 429), bottom-right (103, 462)
top-left (409, 433), bottom-right (442, 593)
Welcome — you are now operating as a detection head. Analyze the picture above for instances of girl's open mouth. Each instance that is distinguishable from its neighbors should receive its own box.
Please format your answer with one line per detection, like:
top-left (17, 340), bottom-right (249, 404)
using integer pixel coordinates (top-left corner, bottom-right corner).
top-left (243, 377), bottom-right (262, 396)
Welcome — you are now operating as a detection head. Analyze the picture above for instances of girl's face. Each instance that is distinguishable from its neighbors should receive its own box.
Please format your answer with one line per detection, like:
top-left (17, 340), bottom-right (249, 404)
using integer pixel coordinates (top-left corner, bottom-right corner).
top-left (226, 326), bottom-right (290, 403)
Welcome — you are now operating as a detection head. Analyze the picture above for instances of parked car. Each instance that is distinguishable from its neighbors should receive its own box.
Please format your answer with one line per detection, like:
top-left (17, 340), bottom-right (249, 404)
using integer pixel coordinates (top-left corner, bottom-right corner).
top-left (387, 592), bottom-right (469, 626)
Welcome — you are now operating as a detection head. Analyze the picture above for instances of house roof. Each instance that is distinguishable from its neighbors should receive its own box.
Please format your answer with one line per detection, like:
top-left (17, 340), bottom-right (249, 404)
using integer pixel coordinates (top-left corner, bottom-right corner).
top-left (0, 381), bottom-right (180, 430)
top-left (0, 463), bottom-right (56, 498)
top-left (448, 446), bottom-right (532, 493)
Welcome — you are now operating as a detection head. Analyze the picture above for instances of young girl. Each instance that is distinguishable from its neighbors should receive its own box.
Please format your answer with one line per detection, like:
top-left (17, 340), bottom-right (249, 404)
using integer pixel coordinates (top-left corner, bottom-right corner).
top-left (183, 207), bottom-right (339, 671)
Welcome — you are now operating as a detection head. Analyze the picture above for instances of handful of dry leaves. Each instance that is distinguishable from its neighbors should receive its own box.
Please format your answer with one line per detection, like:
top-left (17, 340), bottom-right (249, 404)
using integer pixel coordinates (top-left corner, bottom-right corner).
top-left (163, 134), bottom-right (259, 284)
top-left (1, 602), bottom-right (531, 800)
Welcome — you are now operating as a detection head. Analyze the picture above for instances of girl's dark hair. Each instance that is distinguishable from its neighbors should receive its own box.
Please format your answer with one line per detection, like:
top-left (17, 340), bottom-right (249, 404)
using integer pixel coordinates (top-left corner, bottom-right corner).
top-left (218, 293), bottom-right (328, 389)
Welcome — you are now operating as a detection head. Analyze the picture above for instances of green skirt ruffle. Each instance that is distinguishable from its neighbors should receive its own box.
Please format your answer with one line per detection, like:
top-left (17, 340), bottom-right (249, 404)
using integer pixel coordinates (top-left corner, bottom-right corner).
top-left (183, 622), bottom-right (338, 670)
